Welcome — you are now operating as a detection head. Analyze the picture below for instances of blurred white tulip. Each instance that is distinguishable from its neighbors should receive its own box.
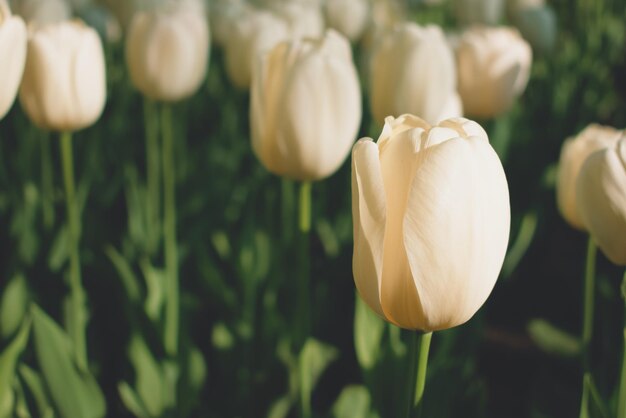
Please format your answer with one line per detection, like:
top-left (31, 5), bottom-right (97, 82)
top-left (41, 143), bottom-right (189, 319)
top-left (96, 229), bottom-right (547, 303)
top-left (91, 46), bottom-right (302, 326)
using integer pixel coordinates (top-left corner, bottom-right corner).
top-left (324, 0), bottom-right (370, 42)
top-left (126, 1), bottom-right (210, 101)
top-left (352, 115), bottom-right (510, 331)
top-left (251, 30), bottom-right (362, 181)
top-left (0, 0), bottom-right (27, 119)
top-left (369, 23), bottom-right (462, 125)
top-left (11, 0), bottom-right (71, 25)
top-left (270, 1), bottom-right (324, 40)
top-left (556, 124), bottom-right (622, 231)
top-left (456, 26), bottom-right (531, 118)
top-left (224, 8), bottom-right (289, 89)
top-left (19, 19), bottom-right (106, 131)
top-left (209, 0), bottom-right (252, 47)
top-left (577, 137), bottom-right (626, 265)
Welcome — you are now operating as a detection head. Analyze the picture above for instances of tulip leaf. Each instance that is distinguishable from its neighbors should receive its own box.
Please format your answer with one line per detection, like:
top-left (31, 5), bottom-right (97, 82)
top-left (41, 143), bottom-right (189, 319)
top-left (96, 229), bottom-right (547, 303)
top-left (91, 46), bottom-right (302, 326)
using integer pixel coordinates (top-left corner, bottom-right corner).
top-left (31, 305), bottom-right (106, 418)
top-left (527, 318), bottom-right (581, 358)
top-left (354, 296), bottom-right (385, 370)
top-left (266, 395), bottom-right (292, 418)
top-left (0, 318), bottom-right (31, 418)
top-left (118, 382), bottom-right (150, 418)
top-left (13, 378), bottom-right (32, 418)
top-left (139, 259), bottom-right (165, 322)
top-left (298, 338), bottom-right (338, 416)
top-left (332, 385), bottom-right (371, 418)
top-left (48, 227), bottom-right (69, 273)
top-left (105, 245), bottom-right (142, 305)
top-left (0, 274), bottom-right (29, 341)
top-left (127, 333), bottom-right (165, 416)
top-left (18, 365), bottom-right (55, 418)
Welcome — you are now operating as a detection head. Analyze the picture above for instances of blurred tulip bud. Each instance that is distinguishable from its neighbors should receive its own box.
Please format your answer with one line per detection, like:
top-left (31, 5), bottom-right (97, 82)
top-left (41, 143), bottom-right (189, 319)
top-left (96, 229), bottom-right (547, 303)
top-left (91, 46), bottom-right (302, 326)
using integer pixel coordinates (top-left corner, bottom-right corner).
top-left (556, 124), bottom-right (622, 231)
top-left (225, 9), bottom-right (290, 89)
top-left (78, 4), bottom-right (122, 43)
top-left (369, 23), bottom-right (462, 125)
top-left (352, 114), bottom-right (510, 331)
top-left (577, 137), bottom-right (626, 265)
top-left (510, 2), bottom-right (556, 55)
top-left (0, 0), bottom-right (27, 119)
top-left (251, 30), bottom-right (362, 181)
top-left (324, 0), bottom-right (370, 42)
top-left (270, 1), bottom-right (324, 40)
top-left (453, 0), bottom-right (504, 26)
top-left (456, 26), bottom-right (531, 118)
top-left (126, 1), bottom-right (210, 102)
top-left (209, 0), bottom-right (251, 47)
top-left (19, 20), bottom-right (106, 131)
top-left (11, 0), bottom-right (71, 25)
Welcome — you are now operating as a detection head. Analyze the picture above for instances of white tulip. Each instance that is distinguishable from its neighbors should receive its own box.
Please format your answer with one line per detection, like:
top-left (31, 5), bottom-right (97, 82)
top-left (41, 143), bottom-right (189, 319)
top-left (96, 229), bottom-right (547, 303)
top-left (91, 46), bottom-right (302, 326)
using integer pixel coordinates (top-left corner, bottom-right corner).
top-left (126, 1), bottom-right (210, 102)
top-left (556, 124), bottom-right (622, 231)
top-left (251, 30), bottom-right (362, 181)
top-left (456, 26), bottom-right (532, 118)
top-left (352, 114), bottom-right (510, 331)
top-left (577, 137), bottom-right (626, 265)
top-left (453, 0), bottom-right (505, 26)
top-left (324, 0), bottom-right (370, 42)
top-left (369, 23), bottom-right (462, 125)
top-left (11, 0), bottom-right (71, 25)
top-left (19, 19), bottom-right (106, 131)
top-left (0, 0), bottom-right (27, 119)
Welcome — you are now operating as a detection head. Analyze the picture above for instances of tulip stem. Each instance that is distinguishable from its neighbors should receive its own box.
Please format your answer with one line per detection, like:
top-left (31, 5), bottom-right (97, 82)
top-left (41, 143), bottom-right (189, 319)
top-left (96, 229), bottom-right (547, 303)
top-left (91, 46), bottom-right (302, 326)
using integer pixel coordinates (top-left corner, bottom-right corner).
top-left (617, 270), bottom-right (626, 418)
top-left (579, 237), bottom-right (596, 417)
top-left (406, 331), bottom-right (432, 418)
top-left (297, 181), bottom-right (312, 418)
top-left (60, 131), bottom-right (88, 372)
top-left (144, 98), bottom-right (160, 256)
top-left (299, 181), bottom-right (312, 234)
top-left (162, 104), bottom-right (179, 357)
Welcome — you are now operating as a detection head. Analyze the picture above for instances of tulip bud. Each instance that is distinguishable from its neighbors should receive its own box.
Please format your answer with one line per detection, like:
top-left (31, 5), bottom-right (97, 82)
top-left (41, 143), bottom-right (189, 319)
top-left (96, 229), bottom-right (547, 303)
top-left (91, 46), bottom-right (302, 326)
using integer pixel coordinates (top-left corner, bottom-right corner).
top-left (324, 0), bottom-right (370, 42)
top-left (209, 0), bottom-right (252, 47)
top-left (369, 23), bottom-right (462, 125)
top-left (352, 114), bottom-right (510, 331)
top-left (19, 20), bottom-right (106, 131)
top-left (556, 124), bottom-right (622, 231)
top-left (251, 30), bottom-right (362, 181)
top-left (453, 0), bottom-right (505, 26)
top-left (456, 26), bottom-right (532, 118)
top-left (270, 1), bottom-right (324, 40)
top-left (224, 9), bottom-right (290, 89)
top-left (577, 137), bottom-right (626, 265)
top-left (126, 1), bottom-right (210, 102)
top-left (0, 0), bottom-right (27, 119)
top-left (11, 0), bottom-right (71, 25)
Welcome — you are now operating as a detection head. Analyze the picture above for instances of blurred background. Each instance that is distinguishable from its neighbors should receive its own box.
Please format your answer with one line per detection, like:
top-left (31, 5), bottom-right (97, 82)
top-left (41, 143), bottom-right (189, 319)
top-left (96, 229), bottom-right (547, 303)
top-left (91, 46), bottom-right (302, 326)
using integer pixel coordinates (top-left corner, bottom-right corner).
top-left (2, 0), bottom-right (626, 417)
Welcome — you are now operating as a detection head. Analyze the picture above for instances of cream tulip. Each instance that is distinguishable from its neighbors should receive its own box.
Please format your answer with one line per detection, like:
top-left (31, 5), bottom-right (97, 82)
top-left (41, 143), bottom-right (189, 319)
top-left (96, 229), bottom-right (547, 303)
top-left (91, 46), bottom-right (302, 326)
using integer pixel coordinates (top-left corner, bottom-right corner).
top-left (456, 26), bottom-right (532, 118)
top-left (556, 124), bottom-right (622, 230)
top-left (453, 0), bottom-right (505, 26)
top-left (19, 20), bottom-right (106, 131)
top-left (369, 23), bottom-right (462, 125)
top-left (0, 0), bottom-right (26, 119)
top-left (224, 9), bottom-right (290, 89)
top-left (126, 1), bottom-right (210, 102)
top-left (352, 114), bottom-right (510, 331)
top-left (577, 137), bottom-right (626, 265)
top-left (11, 0), bottom-right (71, 25)
top-left (269, 1), bottom-right (324, 40)
top-left (209, 0), bottom-right (252, 47)
top-left (251, 30), bottom-right (362, 181)
top-left (324, 0), bottom-right (369, 42)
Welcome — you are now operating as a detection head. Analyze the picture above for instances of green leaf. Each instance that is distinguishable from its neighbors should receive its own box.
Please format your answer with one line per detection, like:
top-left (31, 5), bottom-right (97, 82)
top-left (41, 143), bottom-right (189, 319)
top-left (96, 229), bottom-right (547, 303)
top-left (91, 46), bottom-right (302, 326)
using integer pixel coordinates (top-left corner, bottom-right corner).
top-left (266, 396), bottom-right (291, 418)
top-left (118, 382), bottom-right (150, 418)
top-left (211, 322), bottom-right (234, 351)
top-left (48, 227), bottom-right (69, 273)
top-left (332, 385), bottom-right (371, 418)
top-left (527, 318), bottom-right (581, 358)
top-left (0, 318), bottom-right (31, 418)
top-left (105, 245), bottom-right (142, 305)
top-left (139, 259), bottom-right (165, 322)
top-left (13, 378), bottom-right (31, 418)
top-left (31, 305), bottom-right (106, 418)
top-left (354, 296), bottom-right (385, 370)
top-left (186, 346), bottom-right (207, 393)
top-left (127, 334), bottom-right (165, 416)
top-left (298, 338), bottom-right (338, 417)
top-left (18, 365), bottom-right (55, 418)
top-left (0, 274), bottom-right (29, 340)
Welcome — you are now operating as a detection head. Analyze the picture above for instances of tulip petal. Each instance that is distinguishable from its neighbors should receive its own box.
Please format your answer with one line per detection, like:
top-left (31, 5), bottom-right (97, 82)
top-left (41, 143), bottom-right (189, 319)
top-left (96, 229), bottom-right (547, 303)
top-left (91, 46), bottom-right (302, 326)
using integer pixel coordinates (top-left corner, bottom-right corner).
top-left (352, 139), bottom-right (386, 317)
top-left (402, 137), bottom-right (510, 331)
top-left (0, 17), bottom-right (26, 119)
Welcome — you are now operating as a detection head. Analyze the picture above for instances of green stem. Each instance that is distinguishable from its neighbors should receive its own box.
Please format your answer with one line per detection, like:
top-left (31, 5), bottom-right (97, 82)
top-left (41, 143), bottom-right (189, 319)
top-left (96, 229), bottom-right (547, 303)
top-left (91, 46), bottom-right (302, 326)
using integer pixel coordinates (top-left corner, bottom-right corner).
top-left (617, 270), bottom-right (626, 418)
top-left (297, 181), bottom-right (312, 418)
top-left (407, 332), bottom-right (432, 418)
top-left (161, 105), bottom-right (179, 357)
top-left (144, 98), bottom-right (160, 256)
top-left (579, 237), bottom-right (596, 417)
top-left (60, 131), bottom-right (88, 371)
top-left (41, 133), bottom-right (54, 230)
